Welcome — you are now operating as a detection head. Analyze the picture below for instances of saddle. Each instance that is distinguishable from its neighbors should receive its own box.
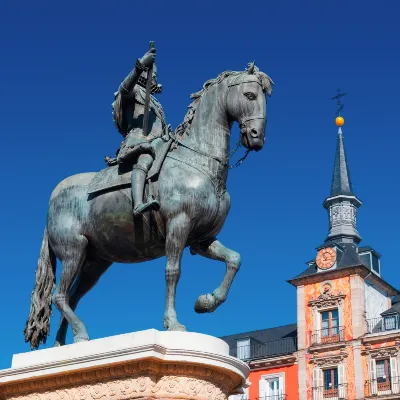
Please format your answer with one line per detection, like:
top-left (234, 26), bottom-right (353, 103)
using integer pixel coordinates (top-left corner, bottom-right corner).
top-left (87, 137), bottom-right (172, 195)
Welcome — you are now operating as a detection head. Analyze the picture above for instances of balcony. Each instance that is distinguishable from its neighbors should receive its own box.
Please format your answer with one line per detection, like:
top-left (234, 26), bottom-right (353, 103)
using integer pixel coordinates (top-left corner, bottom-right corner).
top-left (312, 384), bottom-right (347, 400)
top-left (229, 337), bottom-right (297, 361)
top-left (366, 315), bottom-right (400, 335)
top-left (365, 377), bottom-right (400, 397)
top-left (310, 327), bottom-right (345, 347)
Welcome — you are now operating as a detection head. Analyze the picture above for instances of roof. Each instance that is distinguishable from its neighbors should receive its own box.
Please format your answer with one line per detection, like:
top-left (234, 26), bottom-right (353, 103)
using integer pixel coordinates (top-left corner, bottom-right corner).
top-left (220, 323), bottom-right (297, 346)
top-left (328, 128), bottom-right (355, 198)
top-left (381, 302), bottom-right (400, 316)
top-left (220, 323), bottom-right (298, 360)
top-left (291, 242), bottom-right (362, 280)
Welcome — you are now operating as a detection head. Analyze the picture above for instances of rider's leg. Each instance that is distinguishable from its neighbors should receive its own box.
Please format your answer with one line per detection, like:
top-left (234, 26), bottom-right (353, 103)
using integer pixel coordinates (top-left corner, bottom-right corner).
top-left (131, 153), bottom-right (160, 216)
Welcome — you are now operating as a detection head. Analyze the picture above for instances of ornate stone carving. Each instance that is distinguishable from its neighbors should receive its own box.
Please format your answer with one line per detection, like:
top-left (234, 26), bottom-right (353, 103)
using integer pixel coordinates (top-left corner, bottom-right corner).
top-left (363, 344), bottom-right (400, 358)
top-left (310, 348), bottom-right (348, 367)
top-left (308, 291), bottom-right (346, 311)
top-left (320, 281), bottom-right (335, 295)
top-left (0, 361), bottom-right (236, 400)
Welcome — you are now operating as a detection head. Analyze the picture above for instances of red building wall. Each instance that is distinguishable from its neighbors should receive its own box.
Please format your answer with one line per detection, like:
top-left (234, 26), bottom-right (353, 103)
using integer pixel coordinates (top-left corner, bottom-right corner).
top-left (248, 364), bottom-right (298, 400)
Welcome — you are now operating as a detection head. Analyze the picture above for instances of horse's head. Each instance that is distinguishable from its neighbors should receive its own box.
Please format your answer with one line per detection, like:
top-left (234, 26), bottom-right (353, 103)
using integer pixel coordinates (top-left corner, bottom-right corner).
top-left (226, 63), bottom-right (274, 152)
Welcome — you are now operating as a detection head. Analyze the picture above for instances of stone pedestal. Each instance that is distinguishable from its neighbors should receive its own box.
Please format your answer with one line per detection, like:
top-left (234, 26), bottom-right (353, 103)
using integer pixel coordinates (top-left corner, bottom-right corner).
top-left (0, 330), bottom-right (248, 400)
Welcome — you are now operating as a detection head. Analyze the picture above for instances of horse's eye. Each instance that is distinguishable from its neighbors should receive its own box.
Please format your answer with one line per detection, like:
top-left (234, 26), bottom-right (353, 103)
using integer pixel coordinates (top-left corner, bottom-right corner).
top-left (244, 92), bottom-right (256, 100)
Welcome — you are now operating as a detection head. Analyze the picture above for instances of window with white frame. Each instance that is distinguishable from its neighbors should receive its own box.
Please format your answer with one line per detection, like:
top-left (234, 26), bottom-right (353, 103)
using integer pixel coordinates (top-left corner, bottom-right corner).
top-left (313, 364), bottom-right (346, 400)
top-left (368, 357), bottom-right (400, 395)
top-left (259, 373), bottom-right (285, 399)
top-left (236, 338), bottom-right (250, 360)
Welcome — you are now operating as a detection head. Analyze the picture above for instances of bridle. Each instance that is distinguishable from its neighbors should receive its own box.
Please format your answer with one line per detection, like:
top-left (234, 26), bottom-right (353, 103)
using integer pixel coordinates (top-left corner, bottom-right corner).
top-left (175, 73), bottom-right (266, 168)
top-left (226, 73), bottom-right (267, 167)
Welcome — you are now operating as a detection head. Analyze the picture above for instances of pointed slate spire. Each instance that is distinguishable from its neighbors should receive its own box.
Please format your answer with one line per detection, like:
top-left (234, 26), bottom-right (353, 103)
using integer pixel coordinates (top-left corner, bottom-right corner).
top-left (323, 123), bottom-right (362, 244)
top-left (330, 127), bottom-right (354, 197)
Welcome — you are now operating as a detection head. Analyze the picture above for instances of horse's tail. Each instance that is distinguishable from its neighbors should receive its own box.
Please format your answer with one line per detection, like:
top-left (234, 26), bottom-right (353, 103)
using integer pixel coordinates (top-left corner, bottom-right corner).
top-left (24, 228), bottom-right (56, 349)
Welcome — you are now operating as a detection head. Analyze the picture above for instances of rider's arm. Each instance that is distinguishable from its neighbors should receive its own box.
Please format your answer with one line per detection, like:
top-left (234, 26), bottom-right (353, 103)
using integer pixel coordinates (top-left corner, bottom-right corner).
top-left (119, 60), bottom-right (146, 95)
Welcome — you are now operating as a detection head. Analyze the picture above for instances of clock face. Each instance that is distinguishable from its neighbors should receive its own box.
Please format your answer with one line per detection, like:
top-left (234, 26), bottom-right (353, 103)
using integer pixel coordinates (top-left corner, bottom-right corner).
top-left (316, 247), bottom-right (337, 270)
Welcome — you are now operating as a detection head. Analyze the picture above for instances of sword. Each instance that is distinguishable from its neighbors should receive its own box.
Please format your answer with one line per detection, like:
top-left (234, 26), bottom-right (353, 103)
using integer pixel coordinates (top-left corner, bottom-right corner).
top-left (142, 41), bottom-right (155, 137)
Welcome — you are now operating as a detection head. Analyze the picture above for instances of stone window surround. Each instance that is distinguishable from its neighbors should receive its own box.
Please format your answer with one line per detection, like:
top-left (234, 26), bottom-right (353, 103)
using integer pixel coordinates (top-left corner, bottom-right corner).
top-left (308, 288), bottom-right (346, 334)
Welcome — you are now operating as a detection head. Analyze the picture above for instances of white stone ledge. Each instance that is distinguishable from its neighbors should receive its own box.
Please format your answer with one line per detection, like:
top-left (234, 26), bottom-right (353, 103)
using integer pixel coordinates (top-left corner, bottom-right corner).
top-left (0, 330), bottom-right (248, 385)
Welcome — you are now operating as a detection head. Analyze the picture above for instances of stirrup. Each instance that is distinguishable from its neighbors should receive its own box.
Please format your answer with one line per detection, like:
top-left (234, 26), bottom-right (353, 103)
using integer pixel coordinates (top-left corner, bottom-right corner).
top-left (133, 199), bottom-right (161, 217)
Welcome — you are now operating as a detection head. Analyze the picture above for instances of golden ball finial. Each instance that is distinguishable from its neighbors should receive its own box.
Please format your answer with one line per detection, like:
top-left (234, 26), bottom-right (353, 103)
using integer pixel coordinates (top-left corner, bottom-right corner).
top-left (336, 116), bottom-right (344, 127)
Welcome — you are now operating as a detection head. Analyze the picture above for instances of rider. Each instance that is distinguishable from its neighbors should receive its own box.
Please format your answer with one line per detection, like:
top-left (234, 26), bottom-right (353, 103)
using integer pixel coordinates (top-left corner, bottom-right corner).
top-left (106, 46), bottom-right (168, 217)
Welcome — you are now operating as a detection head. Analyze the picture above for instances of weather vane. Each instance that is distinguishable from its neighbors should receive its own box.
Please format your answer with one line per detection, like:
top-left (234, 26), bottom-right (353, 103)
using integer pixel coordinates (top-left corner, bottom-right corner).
top-left (331, 88), bottom-right (347, 128)
top-left (331, 88), bottom-right (347, 117)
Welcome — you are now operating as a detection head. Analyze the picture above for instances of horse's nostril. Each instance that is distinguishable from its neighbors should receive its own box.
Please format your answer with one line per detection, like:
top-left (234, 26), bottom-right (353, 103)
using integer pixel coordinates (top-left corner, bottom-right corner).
top-left (250, 129), bottom-right (258, 138)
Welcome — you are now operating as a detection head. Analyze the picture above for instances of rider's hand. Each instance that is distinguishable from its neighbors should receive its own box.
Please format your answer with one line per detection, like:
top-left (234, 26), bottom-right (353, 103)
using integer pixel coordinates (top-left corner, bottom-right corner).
top-left (140, 48), bottom-right (156, 69)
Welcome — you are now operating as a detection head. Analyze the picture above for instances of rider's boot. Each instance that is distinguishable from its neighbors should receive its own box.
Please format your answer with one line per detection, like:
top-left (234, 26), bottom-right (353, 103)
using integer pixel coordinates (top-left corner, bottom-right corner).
top-left (131, 161), bottom-right (160, 217)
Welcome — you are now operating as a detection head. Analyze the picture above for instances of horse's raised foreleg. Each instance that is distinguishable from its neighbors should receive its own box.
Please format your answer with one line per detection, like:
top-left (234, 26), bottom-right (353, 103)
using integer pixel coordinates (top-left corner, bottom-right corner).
top-left (52, 235), bottom-right (90, 343)
top-left (190, 238), bottom-right (241, 313)
top-left (163, 214), bottom-right (191, 331)
top-left (54, 257), bottom-right (111, 346)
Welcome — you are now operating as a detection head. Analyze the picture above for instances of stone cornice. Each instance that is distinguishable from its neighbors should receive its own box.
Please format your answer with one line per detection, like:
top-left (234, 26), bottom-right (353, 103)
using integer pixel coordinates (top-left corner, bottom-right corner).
top-left (0, 360), bottom-right (240, 400)
top-left (289, 265), bottom-right (399, 296)
top-left (288, 265), bottom-right (368, 287)
top-left (363, 332), bottom-right (400, 345)
top-left (0, 331), bottom-right (248, 400)
top-left (1, 331), bottom-right (248, 386)
top-left (248, 354), bottom-right (297, 370)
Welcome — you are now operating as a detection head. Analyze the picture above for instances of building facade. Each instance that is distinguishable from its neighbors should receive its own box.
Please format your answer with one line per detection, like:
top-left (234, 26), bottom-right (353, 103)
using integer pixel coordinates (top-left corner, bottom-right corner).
top-left (222, 120), bottom-right (400, 400)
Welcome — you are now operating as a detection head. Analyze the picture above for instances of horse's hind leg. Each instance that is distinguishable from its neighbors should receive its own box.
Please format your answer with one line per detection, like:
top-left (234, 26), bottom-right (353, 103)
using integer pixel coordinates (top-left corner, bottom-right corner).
top-left (190, 238), bottom-right (241, 313)
top-left (54, 257), bottom-right (111, 347)
top-left (52, 235), bottom-right (90, 343)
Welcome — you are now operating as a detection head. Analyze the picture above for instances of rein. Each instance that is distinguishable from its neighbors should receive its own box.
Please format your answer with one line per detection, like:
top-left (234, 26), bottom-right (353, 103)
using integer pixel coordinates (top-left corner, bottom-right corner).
top-left (173, 72), bottom-right (266, 169)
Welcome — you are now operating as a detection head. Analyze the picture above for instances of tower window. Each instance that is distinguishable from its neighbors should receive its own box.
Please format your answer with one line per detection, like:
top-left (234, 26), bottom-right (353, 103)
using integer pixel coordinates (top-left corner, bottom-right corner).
top-left (359, 251), bottom-right (381, 275)
top-left (321, 309), bottom-right (339, 340)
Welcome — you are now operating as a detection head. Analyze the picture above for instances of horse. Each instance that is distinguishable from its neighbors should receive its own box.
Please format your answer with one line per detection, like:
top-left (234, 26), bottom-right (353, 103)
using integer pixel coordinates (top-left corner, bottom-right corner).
top-left (24, 63), bottom-right (274, 349)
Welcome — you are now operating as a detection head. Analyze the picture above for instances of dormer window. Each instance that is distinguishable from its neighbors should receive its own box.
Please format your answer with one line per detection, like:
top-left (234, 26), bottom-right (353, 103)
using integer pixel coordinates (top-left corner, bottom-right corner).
top-left (236, 338), bottom-right (250, 360)
top-left (359, 250), bottom-right (381, 275)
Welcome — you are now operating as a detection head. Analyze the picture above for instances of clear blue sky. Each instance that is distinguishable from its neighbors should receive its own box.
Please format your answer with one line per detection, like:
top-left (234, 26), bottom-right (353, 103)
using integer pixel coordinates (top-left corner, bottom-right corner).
top-left (1, 1), bottom-right (399, 369)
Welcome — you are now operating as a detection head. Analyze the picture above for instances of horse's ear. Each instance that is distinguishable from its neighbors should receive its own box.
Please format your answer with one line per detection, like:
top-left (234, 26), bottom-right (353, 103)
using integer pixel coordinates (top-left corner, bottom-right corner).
top-left (247, 62), bottom-right (255, 74)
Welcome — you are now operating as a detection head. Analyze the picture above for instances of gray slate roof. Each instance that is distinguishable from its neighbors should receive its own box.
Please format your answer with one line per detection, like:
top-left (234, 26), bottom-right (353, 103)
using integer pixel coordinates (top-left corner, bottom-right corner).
top-left (220, 323), bottom-right (297, 347)
top-left (329, 129), bottom-right (355, 197)
top-left (291, 242), bottom-right (362, 280)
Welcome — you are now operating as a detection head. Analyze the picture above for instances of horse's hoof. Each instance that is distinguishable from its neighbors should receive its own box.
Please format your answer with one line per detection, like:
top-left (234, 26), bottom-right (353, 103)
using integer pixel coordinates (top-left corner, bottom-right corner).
top-left (195, 293), bottom-right (217, 313)
top-left (54, 341), bottom-right (63, 347)
top-left (74, 335), bottom-right (89, 343)
top-left (168, 323), bottom-right (187, 332)
top-left (164, 319), bottom-right (187, 332)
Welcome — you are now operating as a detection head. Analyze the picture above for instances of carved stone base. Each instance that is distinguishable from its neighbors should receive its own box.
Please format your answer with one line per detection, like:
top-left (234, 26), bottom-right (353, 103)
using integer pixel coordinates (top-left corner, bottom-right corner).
top-left (0, 330), bottom-right (248, 400)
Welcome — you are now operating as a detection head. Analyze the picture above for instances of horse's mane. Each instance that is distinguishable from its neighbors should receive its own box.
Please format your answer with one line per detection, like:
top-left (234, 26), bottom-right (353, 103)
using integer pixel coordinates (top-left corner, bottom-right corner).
top-left (175, 64), bottom-right (274, 139)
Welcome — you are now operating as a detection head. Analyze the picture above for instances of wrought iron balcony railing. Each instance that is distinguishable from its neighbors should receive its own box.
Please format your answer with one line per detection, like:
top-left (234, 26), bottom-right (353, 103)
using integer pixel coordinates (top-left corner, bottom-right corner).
top-left (365, 376), bottom-right (400, 397)
top-left (310, 327), bottom-right (344, 346)
top-left (229, 337), bottom-right (297, 361)
top-left (366, 315), bottom-right (400, 334)
top-left (312, 384), bottom-right (347, 400)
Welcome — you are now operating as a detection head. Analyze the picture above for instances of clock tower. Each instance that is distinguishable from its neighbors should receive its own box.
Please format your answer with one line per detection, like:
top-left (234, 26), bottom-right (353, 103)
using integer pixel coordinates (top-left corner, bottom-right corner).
top-left (288, 114), bottom-right (398, 400)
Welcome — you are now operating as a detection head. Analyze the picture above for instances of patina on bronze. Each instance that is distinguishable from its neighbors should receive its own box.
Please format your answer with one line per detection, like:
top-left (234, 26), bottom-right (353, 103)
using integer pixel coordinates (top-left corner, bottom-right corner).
top-left (24, 43), bottom-right (274, 349)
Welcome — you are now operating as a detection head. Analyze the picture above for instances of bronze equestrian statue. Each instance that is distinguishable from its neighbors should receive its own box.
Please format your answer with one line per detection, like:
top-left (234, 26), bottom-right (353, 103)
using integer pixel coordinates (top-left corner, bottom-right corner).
top-left (24, 43), bottom-right (274, 349)
top-left (105, 43), bottom-right (166, 216)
